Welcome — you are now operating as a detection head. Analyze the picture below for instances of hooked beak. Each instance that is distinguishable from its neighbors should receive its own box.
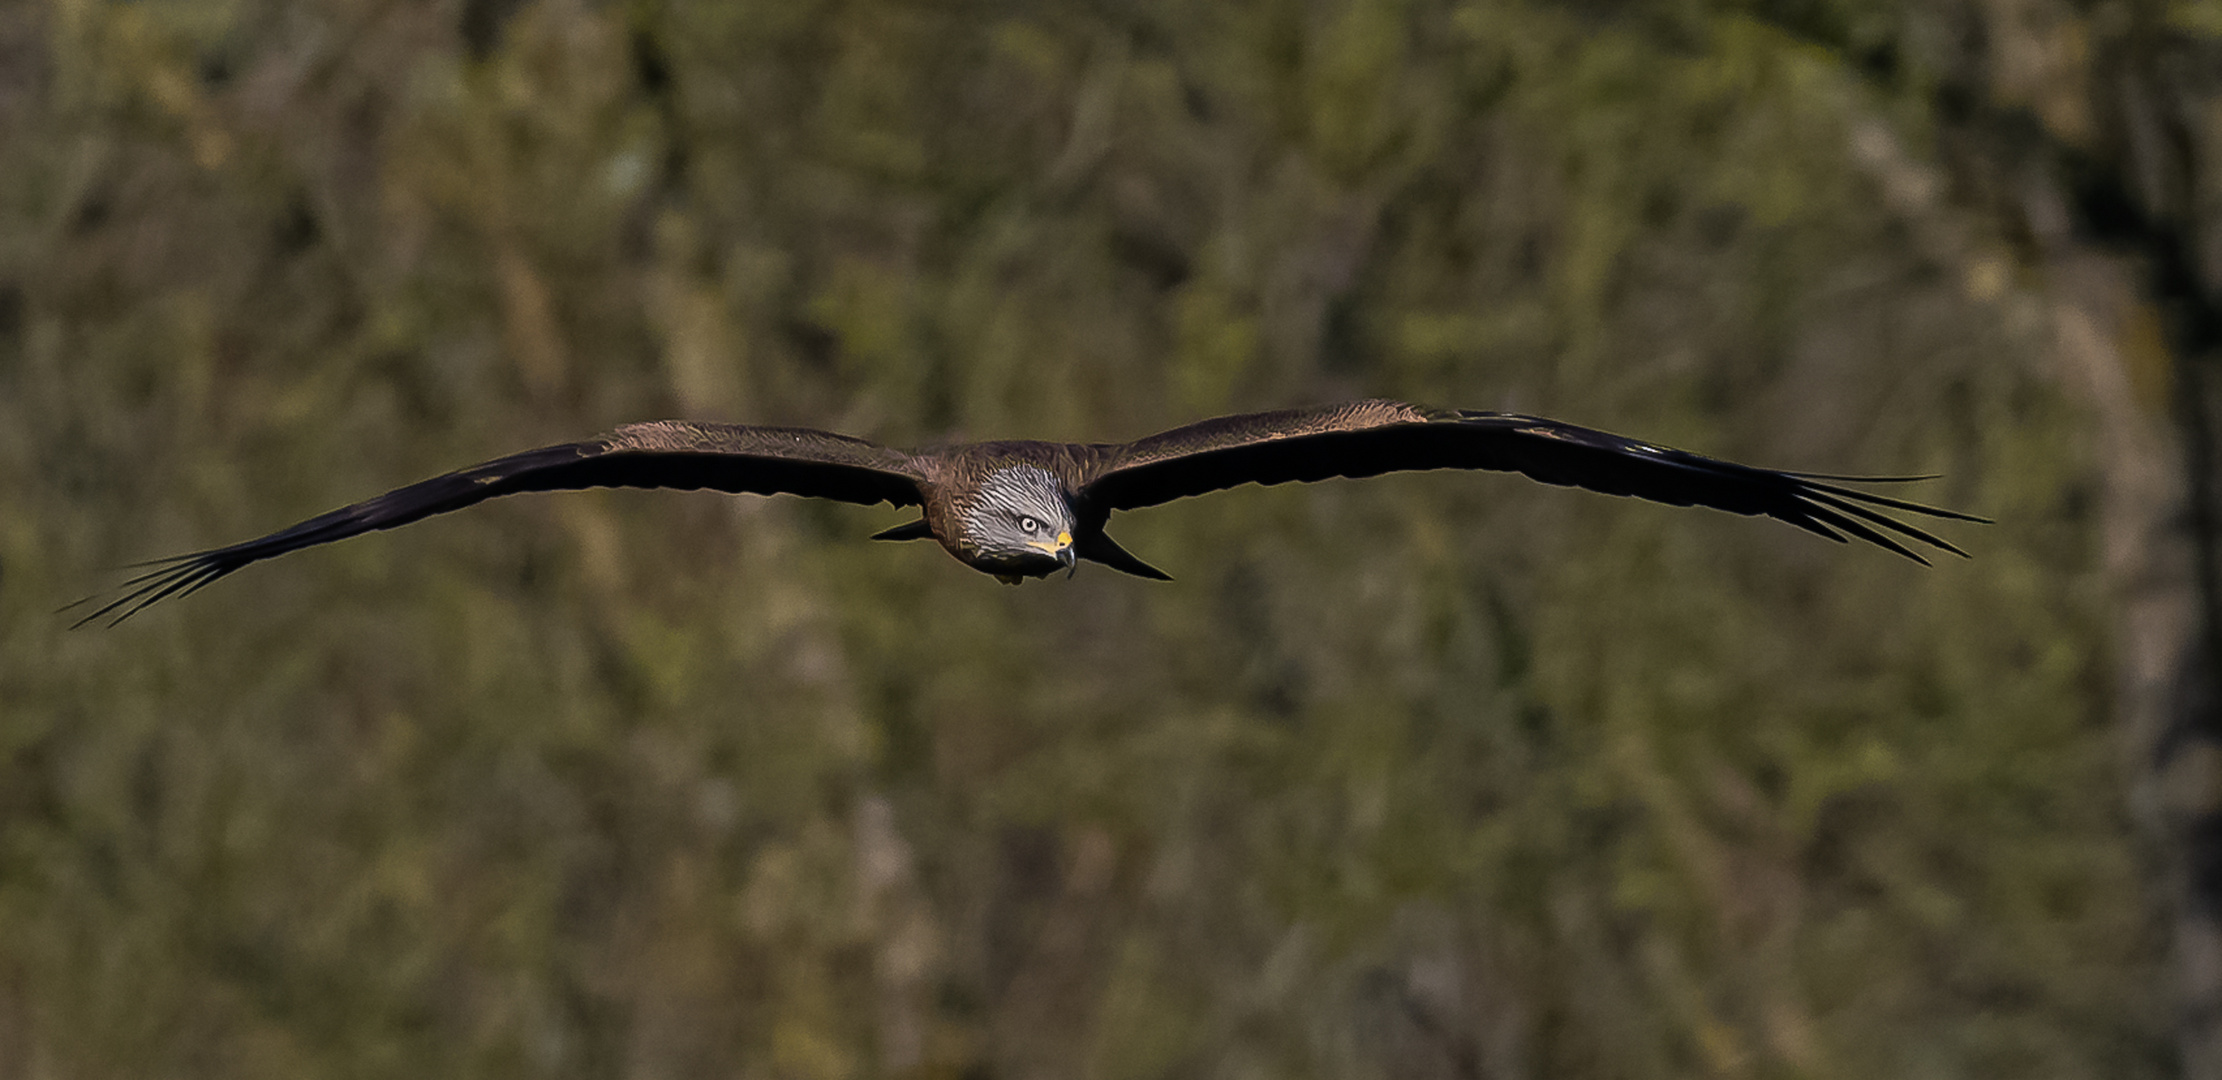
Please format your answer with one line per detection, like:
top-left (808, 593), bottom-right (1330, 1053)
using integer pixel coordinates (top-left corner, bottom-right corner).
top-left (1033, 530), bottom-right (1078, 577)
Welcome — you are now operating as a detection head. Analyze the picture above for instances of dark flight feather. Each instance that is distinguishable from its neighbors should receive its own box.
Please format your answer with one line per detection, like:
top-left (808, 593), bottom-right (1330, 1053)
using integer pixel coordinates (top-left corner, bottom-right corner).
top-left (1075, 401), bottom-right (1984, 562)
top-left (71, 422), bottom-right (923, 627)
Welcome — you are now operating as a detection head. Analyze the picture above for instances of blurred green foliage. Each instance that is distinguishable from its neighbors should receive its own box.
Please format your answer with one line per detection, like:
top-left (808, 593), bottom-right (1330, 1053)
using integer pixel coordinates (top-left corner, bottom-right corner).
top-left (0, 0), bottom-right (2162, 1077)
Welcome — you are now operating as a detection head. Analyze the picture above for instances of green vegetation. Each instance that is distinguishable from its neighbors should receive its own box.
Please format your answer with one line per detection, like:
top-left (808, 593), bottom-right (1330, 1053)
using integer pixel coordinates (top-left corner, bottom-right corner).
top-left (0, 0), bottom-right (2172, 1077)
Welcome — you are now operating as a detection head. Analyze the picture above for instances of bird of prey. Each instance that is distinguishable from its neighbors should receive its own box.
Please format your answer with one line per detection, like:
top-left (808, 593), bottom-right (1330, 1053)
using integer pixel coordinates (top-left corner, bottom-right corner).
top-left (75, 399), bottom-right (1983, 625)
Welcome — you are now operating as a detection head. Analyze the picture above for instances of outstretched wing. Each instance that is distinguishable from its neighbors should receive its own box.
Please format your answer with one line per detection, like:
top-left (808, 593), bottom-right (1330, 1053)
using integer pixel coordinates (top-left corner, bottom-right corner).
top-left (75, 421), bottom-right (925, 626)
top-left (1077, 399), bottom-right (1985, 561)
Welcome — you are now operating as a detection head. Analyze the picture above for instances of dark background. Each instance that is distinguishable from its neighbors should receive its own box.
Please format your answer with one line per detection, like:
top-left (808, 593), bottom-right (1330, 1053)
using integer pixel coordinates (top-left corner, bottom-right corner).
top-left (4, 0), bottom-right (2217, 1077)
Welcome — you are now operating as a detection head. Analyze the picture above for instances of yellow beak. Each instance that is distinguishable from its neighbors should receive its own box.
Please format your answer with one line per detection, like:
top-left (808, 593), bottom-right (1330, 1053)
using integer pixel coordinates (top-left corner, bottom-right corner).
top-left (1029, 530), bottom-right (1074, 556)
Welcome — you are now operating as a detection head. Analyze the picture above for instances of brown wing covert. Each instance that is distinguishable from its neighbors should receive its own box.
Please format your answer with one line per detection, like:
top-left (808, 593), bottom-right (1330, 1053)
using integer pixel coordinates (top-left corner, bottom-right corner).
top-left (1077, 402), bottom-right (1982, 563)
top-left (72, 423), bottom-right (925, 626)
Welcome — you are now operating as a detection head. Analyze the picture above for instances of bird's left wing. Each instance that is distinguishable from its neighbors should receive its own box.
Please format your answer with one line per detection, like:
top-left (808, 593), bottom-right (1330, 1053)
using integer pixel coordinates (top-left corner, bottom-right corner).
top-left (75, 421), bottom-right (925, 626)
top-left (1076, 399), bottom-right (1984, 562)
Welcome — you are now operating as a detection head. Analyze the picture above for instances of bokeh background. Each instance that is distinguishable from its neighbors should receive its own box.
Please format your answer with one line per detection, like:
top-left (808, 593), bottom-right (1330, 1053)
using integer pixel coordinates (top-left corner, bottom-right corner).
top-left (5, 0), bottom-right (2221, 1077)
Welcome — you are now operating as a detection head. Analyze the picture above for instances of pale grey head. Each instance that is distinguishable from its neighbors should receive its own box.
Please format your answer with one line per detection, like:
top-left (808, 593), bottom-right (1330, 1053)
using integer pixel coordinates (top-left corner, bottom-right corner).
top-left (963, 465), bottom-right (1077, 575)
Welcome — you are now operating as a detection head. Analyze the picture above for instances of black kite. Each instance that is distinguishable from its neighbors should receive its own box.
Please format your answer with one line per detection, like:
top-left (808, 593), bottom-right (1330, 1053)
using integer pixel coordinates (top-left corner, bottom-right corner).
top-left (75, 400), bottom-right (1984, 625)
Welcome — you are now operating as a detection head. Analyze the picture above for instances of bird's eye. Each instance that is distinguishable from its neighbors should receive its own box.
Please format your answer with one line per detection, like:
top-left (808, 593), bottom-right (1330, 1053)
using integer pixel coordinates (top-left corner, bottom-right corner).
top-left (1019, 516), bottom-right (1040, 534)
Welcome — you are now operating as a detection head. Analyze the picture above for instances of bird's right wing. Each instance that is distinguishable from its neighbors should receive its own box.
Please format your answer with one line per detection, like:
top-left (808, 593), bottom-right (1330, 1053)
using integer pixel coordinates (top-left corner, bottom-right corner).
top-left (75, 421), bottom-right (926, 626)
top-left (1076, 399), bottom-right (1985, 562)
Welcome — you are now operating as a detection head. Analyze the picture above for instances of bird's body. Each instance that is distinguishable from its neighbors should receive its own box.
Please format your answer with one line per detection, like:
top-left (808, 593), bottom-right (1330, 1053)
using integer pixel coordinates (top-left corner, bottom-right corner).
top-left (75, 399), bottom-right (1986, 625)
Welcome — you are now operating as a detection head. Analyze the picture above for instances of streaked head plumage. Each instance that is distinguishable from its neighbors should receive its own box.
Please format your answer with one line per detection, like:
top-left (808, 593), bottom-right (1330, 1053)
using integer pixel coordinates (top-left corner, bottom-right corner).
top-left (963, 465), bottom-right (1076, 574)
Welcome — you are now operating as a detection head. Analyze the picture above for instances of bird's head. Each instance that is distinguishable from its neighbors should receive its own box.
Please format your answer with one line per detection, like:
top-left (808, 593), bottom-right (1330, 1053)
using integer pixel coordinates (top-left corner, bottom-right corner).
top-left (964, 465), bottom-right (1077, 576)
